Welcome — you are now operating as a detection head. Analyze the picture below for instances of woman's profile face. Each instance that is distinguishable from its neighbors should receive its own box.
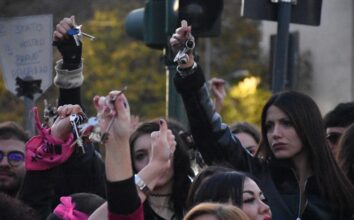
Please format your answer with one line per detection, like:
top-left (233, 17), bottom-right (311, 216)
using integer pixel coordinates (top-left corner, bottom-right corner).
top-left (235, 132), bottom-right (258, 155)
top-left (242, 177), bottom-right (272, 220)
top-left (265, 105), bottom-right (304, 159)
top-left (132, 134), bottom-right (174, 188)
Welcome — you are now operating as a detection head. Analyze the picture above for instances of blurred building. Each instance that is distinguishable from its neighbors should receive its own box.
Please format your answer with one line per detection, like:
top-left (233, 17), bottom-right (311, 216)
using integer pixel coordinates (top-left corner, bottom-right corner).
top-left (259, 0), bottom-right (354, 114)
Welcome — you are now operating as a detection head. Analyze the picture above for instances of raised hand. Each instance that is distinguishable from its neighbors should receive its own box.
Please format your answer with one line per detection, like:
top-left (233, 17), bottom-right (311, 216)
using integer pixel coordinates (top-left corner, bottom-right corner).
top-left (51, 104), bottom-right (84, 141)
top-left (93, 89), bottom-right (131, 145)
top-left (209, 78), bottom-right (226, 112)
top-left (149, 119), bottom-right (176, 171)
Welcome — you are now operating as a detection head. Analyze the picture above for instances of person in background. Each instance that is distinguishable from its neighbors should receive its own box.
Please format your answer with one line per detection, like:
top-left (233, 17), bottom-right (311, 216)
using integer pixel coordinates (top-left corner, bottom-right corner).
top-left (230, 122), bottom-right (260, 156)
top-left (183, 202), bottom-right (249, 220)
top-left (0, 121), bottom-right (29, 197)
top-left (209, 78), bottom-right (260, 156)
top-left (170, 24), bottom-right (354, 219)
top-left (129, 119), bottom-right (195, 220)
top-left (336, 123), bottom-right (354, 185)
top-left (323, 102), bottom-right (354, 156)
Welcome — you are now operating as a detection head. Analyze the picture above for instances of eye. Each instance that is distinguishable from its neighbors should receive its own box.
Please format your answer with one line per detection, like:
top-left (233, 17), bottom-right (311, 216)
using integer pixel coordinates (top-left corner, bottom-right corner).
top-left (265, 122), bottom-right (274, 132)
top-left (243, 197), bottom-right (255, 204)
top-left (134, 152), bottom-right (147, 161)
top-left (281, 119), bottom-right (293, 127)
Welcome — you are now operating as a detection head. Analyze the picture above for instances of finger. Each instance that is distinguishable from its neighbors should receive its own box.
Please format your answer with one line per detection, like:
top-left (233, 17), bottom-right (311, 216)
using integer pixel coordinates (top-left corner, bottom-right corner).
top-left (56, 24), bottom-right (68, 36)
top-left (159, 119), bottom-right (168, 136)
top-left (59, 20), bottom-right (72, 32)
top-left (70, 15), bottom-right (77, 27)
top-left (53, 30), bottom-right (64, 41)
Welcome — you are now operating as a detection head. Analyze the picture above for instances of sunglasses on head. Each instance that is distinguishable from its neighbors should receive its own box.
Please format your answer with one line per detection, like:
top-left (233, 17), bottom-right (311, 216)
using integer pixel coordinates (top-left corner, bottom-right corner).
top-left (0, 150), bottom-right (25, 167)
top-left (326, 132), bottom-right (342, 145)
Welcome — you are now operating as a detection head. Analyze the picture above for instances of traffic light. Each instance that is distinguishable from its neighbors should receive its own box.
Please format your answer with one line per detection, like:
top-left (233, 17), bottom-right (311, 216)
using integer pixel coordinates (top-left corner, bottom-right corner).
top-left (166, 0), bottom-right (224, 37)
top-left (125, 0), bottom-right (224, 49)
top-left (125, 0), bottom-right (166, 49)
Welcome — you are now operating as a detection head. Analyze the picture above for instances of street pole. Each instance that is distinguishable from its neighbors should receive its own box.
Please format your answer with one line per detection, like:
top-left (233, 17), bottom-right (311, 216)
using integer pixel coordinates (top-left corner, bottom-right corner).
top-left (271, 0), bottom-right (292, 93)
top-left (24, 97), bottom-right (35, 136)
top-left (164, 46), bottom-right (188, 126)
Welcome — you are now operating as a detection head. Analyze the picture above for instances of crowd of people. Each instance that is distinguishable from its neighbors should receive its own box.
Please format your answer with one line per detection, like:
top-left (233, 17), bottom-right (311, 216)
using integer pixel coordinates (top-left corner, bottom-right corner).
top-left (0, 16), bottom-right (353, 220)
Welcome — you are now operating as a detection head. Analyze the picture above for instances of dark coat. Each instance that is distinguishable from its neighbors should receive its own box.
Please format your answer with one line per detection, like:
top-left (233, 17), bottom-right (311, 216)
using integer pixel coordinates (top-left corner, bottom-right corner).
top-left (173, 64), bottom-right (353, 220)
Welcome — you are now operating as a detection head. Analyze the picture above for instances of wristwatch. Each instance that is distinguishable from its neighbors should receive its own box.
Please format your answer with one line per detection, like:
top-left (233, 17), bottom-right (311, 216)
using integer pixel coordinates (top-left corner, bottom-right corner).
top-left (134, 174), bottom-right (151, 195)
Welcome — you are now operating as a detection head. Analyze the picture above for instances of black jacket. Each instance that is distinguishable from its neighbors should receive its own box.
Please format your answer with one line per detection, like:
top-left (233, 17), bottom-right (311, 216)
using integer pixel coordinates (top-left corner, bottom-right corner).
top-left (173, 64), bottom-right (353, 220)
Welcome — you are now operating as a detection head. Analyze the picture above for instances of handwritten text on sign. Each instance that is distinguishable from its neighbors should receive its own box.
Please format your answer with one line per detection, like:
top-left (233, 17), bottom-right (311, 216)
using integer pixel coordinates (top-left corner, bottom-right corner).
top-left (0, 14), bottom-right (53, 96)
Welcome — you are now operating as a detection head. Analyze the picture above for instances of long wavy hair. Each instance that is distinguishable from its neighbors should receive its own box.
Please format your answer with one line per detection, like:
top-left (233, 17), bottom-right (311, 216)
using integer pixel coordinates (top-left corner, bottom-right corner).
top-left (129, 119), bottom-right (195, 217)
top-left (256, 91), bottom-right (354, 213)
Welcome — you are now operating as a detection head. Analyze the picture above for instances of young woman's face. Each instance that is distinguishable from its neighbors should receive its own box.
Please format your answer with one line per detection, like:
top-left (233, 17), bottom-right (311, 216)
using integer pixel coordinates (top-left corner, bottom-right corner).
top-left (132, 134), bottom-right (174, 188)
top-left (235, 132), bottom-right (258, 155)
top-left (242, 177), bottom-right (272, 220)
top-left (265, 105), bottom-right (304, 159)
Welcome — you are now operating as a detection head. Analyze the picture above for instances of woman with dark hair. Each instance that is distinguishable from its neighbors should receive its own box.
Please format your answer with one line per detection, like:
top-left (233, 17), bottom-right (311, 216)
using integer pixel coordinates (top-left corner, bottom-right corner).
top-left (170, 25), bottom-right (354, 219)
top-left (129, 119), bottom-right (195, 220)
top-left (336, 123), bottom-right (354, 185)
top-left (190, 171), bottom-right (271, 220)
top-left (184, 202), bottom-right (249, 220)
top-left (186, 166), bottom-right (233, 209)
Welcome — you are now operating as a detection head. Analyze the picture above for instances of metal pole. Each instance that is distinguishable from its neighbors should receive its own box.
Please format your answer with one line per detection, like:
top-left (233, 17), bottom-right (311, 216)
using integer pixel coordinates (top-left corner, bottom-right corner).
top-left (24, 97), bottom-right (35, 136)
top-left (272, 0), bottom-right (292, 93)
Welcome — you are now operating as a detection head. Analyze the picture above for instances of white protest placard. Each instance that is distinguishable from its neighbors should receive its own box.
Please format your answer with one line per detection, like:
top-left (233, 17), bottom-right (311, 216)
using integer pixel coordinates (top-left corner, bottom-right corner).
top-left (0, 14), bottom-right (53, 100)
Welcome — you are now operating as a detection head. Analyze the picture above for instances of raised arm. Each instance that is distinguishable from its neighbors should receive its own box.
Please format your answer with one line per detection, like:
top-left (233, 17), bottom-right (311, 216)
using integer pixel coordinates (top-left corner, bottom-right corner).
top-left (53, 16), bottom-right (83, 106)
top-left (170, 23), bottom-right (257, 171)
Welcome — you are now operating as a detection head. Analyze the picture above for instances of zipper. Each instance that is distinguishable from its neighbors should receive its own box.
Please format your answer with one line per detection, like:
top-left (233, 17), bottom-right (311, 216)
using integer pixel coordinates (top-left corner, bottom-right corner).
top-left (291, 169), bottom-right (309, 220)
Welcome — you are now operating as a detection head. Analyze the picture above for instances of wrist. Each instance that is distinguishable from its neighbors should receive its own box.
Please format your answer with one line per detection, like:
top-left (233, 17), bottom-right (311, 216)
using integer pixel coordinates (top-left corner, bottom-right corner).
top-left (134, 174), bottom-right (151, 196)
top-left (177, 62), bottom-right (197, 78)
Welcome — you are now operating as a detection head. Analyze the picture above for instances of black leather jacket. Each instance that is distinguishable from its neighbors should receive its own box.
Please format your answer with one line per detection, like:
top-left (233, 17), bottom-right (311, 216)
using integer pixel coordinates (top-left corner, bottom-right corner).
top-left (173, 64), bottom-right (353, 220)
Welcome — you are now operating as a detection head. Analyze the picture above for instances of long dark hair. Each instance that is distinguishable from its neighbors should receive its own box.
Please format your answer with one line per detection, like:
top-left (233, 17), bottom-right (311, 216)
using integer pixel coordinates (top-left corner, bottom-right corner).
top-left (257, 91), bottom-right (354, 213)
top-left (336, 123), bottom-right (354, 184)
top-left (129, 119), bottom-right (194, 216)
top-left (192, 171), bottom-right (249, 208)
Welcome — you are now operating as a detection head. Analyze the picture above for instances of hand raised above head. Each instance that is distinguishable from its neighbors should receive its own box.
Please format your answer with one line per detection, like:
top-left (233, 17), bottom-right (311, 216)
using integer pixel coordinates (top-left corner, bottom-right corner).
top-left (169, 20), bottom-right (194, 54)
top-left (51, 104), bottom-right (84, 141)
top-left (149, 119), bottom-right (176, 170)
top-left (53, 16), bottom-right (76, 42)
top-left (93, 88), bottom-right (131, 144)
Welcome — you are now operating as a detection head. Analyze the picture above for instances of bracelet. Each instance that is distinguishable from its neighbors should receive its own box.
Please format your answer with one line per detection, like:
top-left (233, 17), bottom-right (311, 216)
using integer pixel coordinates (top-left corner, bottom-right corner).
top-left (134, 174), bottom-right (151, 196)
top-left (176, 62), bottom-right (197, 78)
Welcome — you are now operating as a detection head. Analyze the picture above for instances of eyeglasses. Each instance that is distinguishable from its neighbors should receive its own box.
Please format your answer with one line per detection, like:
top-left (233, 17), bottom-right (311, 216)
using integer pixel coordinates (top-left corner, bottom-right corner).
top-left (326, 132), bottom-right (342, 145)
top-left (0, 151), bottom-right (25, 167)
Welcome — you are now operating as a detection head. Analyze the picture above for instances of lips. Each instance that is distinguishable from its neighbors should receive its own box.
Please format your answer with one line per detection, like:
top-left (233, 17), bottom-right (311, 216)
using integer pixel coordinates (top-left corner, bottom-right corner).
top-left (263, 217), bottom-right (272, 220)
top-left (272, 143), bottom-right (287, 151)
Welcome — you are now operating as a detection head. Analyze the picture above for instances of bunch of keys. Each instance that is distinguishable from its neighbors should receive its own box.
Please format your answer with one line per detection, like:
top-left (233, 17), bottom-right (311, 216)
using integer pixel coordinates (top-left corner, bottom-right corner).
top-left (173, 20), bottom-right (195, 65)
top-left (69, 114), bottom-right (87, 153)
top-left (74, 86), bottom-right (128, 145)
top-left (67, 17), bottom-right (95, 46)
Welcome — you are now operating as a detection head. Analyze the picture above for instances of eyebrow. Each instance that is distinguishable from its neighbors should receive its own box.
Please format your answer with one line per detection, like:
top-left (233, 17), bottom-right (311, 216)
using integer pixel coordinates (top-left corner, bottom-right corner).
top-left (243, 190), bottom-right (263, 197)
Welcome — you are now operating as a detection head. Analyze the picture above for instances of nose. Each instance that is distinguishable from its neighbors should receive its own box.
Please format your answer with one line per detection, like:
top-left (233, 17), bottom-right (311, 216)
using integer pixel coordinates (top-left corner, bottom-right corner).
top-left (0, 156), bottom-right (10, 167)
top-left (259, 200), bottom-right (271, 216)
top-left (271, 123), bottom-right (282, 139)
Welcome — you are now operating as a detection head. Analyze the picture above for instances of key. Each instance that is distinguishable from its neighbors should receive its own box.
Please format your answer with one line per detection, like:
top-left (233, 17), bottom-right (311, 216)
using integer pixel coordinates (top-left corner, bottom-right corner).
top-left (70, 114), bottom-right (85, 153)
top-left (100, 117), bottom-right (115, 144)
top-left (173, 20), bottom-right (195, 65)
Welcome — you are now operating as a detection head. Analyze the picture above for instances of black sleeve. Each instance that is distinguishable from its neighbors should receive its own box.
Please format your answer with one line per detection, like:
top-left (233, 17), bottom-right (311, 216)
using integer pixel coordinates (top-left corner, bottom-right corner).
top-left (58, 87), bottom-right (81, 107)
top-left (19, 169), bottom-right (57, 220)
top-left (174, 65), bottom-right (259, 171)
top-left (106, 176), bottom-right (140, 215)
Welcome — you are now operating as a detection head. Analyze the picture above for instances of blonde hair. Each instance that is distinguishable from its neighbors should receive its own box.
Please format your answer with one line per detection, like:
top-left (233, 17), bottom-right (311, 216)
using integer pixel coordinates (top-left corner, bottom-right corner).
top-left (183, 202), bottom-right (249, 220)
